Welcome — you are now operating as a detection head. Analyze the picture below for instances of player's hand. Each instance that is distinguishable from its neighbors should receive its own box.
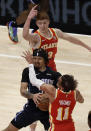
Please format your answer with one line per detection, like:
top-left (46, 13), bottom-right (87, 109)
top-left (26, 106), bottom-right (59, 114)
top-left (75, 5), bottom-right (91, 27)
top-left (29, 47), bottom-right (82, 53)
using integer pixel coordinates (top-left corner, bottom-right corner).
top-left (28, 5), bottom-right (38, 20)
top-left (33, 93), bottom-right (42, 105)
top-left (22, 50), bottom-right (33, 64)
top-left (88, 47), bottom-right (91, 52)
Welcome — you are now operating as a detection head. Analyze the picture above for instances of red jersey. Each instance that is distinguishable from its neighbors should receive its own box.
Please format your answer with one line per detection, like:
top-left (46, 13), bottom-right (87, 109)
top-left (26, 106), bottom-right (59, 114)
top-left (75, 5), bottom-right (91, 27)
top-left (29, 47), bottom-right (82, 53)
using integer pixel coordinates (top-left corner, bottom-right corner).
top-left (35, 28), bottom-right (58, 71)
top-left (49, 89), bottom-right (76, 131)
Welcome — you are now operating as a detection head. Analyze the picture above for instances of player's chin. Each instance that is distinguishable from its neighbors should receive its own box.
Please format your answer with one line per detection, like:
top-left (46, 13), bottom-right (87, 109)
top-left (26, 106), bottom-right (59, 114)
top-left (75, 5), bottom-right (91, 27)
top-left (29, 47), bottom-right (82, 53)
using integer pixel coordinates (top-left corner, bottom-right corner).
top-left (34, 64), bottom-right (41, 68)
top-left (41, 28), bottom-right (47, 32)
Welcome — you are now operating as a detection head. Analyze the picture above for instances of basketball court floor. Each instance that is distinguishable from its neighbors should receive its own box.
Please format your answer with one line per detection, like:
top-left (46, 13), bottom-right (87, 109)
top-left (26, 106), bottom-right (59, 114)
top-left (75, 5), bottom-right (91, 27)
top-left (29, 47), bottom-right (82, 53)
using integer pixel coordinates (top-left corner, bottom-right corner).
top-left (0, 26), bottom-right (91, 131)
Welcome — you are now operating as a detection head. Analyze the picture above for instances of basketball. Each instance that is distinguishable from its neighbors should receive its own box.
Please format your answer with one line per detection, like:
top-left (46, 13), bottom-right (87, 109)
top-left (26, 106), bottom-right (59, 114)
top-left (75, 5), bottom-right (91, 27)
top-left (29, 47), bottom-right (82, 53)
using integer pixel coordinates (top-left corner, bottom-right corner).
top-left (37, 94), bottom-right (49, 111)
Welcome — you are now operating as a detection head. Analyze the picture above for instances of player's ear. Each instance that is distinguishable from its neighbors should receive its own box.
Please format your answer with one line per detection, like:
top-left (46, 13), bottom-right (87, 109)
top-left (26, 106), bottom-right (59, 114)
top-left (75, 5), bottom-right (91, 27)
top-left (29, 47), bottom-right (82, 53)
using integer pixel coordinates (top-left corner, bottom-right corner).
top-left (48, 20), bottom-right (50, 24)
top-left (58, 77), bottom-right (62, 84)
top-left (57, 82), bottom-right (61, 89)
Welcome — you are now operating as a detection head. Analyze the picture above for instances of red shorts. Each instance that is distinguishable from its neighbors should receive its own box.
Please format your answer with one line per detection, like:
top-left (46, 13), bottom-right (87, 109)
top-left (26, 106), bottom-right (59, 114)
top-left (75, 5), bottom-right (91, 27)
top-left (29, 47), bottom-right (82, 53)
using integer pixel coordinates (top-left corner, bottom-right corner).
top-left (49, 121), bottom-right (75, 131)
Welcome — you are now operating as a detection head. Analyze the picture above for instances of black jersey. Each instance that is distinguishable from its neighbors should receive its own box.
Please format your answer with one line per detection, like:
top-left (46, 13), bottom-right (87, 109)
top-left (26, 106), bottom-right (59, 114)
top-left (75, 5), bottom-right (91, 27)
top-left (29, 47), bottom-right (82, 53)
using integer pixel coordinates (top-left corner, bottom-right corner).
top-left (21, 66), bottom-right (61, 107)
top-left (11, 66), bottom-right (61, 129)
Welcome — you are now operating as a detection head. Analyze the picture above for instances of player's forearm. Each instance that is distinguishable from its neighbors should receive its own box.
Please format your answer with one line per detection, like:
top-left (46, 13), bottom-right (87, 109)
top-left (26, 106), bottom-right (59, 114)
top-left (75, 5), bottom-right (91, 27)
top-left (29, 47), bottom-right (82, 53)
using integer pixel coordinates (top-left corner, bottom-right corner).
top-left (21, 90), bottom-right (34, 99)
top-left (71, 38), bottom-right (89, 49)
top-left (29, 64), bottom-right (44, 90)
top-left (66, 35), bottom-right (91, 50)
top-left (29, 64), bottom-right (55, 97)
top-left (40, 84), bottom-right (55, 97)
top-left (23, 17), bottom-right (32, 40)
top-left (78, 41), bottom-right (91, 51)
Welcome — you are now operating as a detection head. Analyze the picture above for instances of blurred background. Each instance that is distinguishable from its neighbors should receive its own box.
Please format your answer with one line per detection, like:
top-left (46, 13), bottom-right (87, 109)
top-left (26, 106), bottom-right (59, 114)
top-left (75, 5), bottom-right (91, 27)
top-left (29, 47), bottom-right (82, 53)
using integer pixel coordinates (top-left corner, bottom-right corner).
top-left (0, 0), bottom-right (91, 35)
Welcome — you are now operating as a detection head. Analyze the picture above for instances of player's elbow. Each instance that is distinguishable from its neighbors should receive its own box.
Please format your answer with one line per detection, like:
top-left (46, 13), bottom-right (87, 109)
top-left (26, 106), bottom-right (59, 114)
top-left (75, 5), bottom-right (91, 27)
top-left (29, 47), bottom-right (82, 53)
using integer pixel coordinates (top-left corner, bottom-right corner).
top-left (77, 96), bottom-right (84, 103)
top-left (20, 87), bottom-right (26, 97)
top-left (79, 97), bottom-right (84, 103)
top-left (20, 88), bottom-right (24, 96)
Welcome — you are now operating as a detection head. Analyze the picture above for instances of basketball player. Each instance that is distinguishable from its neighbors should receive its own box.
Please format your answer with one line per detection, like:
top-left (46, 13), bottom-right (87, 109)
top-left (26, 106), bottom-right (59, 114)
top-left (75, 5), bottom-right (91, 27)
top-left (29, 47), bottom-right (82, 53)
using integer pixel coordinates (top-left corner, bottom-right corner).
top-left (28, 61), bottom-right (84, 131)
top-left (7, 0), bottom-right (49, 43)
top-left (2, 48), bottom-right (62, 131)
top-left (7, 1), bottom-right (49, 130)
top-left (23, 5), bottom-right (91, 71)
top-left (88, 111), bottom-right (91, 131)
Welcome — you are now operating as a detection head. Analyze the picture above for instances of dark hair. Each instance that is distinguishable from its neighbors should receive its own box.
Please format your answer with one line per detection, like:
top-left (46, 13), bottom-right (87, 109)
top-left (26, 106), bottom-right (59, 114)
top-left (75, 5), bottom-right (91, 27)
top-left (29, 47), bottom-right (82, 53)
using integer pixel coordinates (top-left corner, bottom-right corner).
top-left (36, 11), bottom-right (49, 21)
top-left (61, 74), bottom-right (78, 92)
top-left (88, 111), bottom-right (91, 128)
top-left (33, 48), bottom-right (49, 65)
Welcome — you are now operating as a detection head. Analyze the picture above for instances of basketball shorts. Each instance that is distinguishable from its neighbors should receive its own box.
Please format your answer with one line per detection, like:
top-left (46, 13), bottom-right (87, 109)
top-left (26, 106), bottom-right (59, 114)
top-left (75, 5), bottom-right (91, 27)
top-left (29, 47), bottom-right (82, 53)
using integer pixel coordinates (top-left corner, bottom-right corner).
top-left (49, 121), bottom-right (75, 131)
top-left (11, 103), bottom-right (50, 130)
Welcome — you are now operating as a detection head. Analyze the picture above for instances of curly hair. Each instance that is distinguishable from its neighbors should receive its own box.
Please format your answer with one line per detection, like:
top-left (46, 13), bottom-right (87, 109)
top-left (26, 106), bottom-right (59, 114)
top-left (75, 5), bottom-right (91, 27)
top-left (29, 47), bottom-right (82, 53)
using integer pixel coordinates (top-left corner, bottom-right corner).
top-left (61, 74), bottom-right (78, 92)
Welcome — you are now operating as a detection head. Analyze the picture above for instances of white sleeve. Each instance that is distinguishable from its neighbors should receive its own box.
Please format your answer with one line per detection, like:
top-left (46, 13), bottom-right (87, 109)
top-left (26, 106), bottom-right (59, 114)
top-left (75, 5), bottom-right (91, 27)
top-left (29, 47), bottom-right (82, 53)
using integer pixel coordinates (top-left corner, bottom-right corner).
top-left (29, 64), bottom-right (44, 90)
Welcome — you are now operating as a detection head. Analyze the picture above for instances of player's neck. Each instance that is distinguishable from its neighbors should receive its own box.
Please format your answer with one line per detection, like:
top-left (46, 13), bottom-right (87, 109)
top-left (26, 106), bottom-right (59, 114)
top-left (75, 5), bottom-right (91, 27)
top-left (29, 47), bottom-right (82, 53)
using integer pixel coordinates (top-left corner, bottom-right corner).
top-left (39, 28), bottom-right (52, 38)
top-left (39, 66), bottom-right (46, 72)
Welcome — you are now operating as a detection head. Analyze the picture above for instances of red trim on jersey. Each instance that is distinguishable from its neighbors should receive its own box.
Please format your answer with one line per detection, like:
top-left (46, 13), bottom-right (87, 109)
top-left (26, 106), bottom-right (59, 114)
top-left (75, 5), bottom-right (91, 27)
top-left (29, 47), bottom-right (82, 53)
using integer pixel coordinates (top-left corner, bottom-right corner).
top-left (49, 89), bottom-right (76, 131)
top-left (34, 28), bottom-right (58, 71)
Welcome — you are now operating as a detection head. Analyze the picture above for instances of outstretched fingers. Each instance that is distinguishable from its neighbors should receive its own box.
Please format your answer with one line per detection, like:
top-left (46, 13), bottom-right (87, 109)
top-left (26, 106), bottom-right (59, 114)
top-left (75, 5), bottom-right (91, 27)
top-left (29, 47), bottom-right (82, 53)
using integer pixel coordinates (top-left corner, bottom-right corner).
top-left (21, 51), bottom-right (33, 64)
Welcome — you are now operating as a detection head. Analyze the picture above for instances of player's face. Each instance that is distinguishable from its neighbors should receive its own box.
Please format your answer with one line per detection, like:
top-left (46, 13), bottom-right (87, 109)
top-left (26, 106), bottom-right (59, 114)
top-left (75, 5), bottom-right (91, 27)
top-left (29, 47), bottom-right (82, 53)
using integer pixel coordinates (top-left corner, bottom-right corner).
top-left (36, 19), bottom-right (49, 32)
top-left (33, 56), bottom-right (46, 69)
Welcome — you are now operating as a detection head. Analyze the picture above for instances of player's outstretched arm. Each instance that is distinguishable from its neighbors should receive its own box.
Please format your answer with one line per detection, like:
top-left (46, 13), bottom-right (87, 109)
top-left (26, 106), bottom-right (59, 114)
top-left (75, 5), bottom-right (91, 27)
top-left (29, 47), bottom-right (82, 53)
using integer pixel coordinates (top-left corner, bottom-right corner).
top-left (29, 64), bottom-right (55, 97)
top-left (56, 29), bottom-right (91, 52)
top-left (23, 5), bottom-right (38, 43)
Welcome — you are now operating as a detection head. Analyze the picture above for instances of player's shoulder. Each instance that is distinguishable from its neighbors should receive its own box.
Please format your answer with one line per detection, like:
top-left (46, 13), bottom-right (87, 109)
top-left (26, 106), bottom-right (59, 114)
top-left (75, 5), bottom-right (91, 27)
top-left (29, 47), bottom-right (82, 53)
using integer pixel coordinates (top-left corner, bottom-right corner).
top-left (50, 28), bottom-right (58, 31)
top-left (46, 66), bottom-right (62, 76)
top-left (30, 29), bottom-right (39, 37)
top-left (23, 67), bottom-right (38, 73)
top-left (22, 67), bottom-right (29, 73)
top-left (33, 29), bottom-right (39, 35)
top-left (53, 28), bottom-right (63, 33)
top-left (46, 66), bottom-right (55, 73)
top-left (46, 66), bottom-right (53, 72)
